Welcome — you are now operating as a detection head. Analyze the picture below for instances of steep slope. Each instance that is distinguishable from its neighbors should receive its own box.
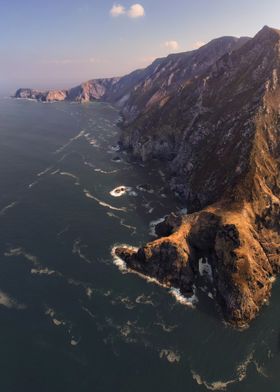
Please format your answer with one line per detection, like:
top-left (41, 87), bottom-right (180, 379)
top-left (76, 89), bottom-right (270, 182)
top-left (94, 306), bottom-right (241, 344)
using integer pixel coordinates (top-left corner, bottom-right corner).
top-left (116, 26), bottom-right (280, 328)
top-left (67, 78), bottom-right (120, 102)
top-left (120, 36), bottom-right (250, 121)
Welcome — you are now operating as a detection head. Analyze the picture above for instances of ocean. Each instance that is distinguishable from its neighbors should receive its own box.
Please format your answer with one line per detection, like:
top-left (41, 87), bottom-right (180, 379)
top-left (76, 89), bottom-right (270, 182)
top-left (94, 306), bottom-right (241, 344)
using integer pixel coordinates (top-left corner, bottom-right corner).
top-left (0, 97), bottom-right (279, 391)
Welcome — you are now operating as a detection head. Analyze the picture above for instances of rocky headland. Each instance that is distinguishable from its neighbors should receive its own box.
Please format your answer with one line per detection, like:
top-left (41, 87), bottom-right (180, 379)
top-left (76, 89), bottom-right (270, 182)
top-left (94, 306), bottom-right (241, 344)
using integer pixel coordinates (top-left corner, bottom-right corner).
top-left (15, 26), bottom-right (280, 328)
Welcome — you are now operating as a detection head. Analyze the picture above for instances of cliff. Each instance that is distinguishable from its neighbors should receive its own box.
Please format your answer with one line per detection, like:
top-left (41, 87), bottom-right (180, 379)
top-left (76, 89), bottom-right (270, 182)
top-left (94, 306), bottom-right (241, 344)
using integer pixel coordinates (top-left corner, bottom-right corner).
top-left (116, 26), bottom-right (280, 328)
top-left (14, 27), bottom-right (280, 328)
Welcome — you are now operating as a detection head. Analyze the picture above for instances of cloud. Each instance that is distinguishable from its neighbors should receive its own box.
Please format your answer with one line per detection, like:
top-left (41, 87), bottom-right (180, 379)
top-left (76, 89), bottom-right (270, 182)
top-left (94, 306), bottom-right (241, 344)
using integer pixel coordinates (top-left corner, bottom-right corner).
top-left (163, 40), bottom-right (179, 51)
top-left (110, 4), bottom-right (126, 17)
top-left (127, 4), bottom-right (145, 18)
top-left (110, 3), bottom-right (145, 18)
top-left (192, 41), bottom-right (206, 49)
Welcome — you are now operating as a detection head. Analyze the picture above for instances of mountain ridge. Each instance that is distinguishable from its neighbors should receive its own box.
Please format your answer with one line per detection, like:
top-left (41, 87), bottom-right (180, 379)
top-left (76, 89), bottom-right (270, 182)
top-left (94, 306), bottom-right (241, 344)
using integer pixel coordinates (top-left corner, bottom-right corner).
top-left (14, 35), bottom-right (250, 105)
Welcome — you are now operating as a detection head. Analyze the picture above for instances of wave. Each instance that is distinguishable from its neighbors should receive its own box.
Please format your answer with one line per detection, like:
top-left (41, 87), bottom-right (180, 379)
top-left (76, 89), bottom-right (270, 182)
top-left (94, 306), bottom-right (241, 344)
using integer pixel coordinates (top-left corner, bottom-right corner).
top-left (70, 337), bottom-right (80, 346)
top-left (169, 286), bottom-right (198, 308)
top-left (4, 247), bottom-right (40, 266)
top-left (110, 186), bottom-right (131, 197)
top-left (50, 169), bottom-right (60, 175)
top-left (45, 307), bottom-right (66, 327)
top-left (60, 171), bottom-right (80, 186)
top-left (191, 351), bottom-right (254, 391)
top-left (84, 134), bottom-right (100, 148)
top-left (0, 290), bottom-right (26, 310)
top-left (135, 294), bottom-right (156, 306)
top-left (136, 184), bottom-right (154, 194)
top-left (94, 168), bottom-right (119, 175)
top-left (57, 225), bottom-right (70, 238)
top-left (31, 267), bottom-right (56, 276)
top-left (5, 247), bottom-right (62, 278)
top-left (72, 239), bottom-right (92, 264)
top-left (84, 160), bottom-right (118, 174)
top-left (0, 201), bottom-right (18, 216)
top-left (149, 216), bottom-right (166, 237)
top-left (111, 244), bottom-right (168, 286)
top-left (159, 349), bottom-right (181, 363)
top-left (84, 189), bottom-right (127, 212)
top-left (37, 166), bottom-right (53, 177)
top-left (154, 321), bottom-right (177, 332)
top-left (54, 129), bottom-right (85, 154)
top-left (107, 212), bottom-right (136, 235)
top-left (112, 245), bottom-right (199, 308)
top-left (110, 186), bottom-right (137, 198)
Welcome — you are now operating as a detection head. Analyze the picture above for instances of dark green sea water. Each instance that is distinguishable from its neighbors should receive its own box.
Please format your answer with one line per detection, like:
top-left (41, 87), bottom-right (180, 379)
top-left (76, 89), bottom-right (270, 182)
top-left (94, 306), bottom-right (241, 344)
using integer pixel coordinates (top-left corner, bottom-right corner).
top-left (0, 97), bottom-right (279, 392)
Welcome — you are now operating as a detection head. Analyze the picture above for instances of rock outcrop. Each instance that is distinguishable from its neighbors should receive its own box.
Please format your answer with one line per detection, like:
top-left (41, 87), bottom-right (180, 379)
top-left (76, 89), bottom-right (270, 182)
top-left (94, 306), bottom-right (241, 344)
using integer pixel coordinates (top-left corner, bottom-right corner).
top-left (116, 26), bottom-right (280, 328)
top-left (15, 88), bottom-right (67, 102)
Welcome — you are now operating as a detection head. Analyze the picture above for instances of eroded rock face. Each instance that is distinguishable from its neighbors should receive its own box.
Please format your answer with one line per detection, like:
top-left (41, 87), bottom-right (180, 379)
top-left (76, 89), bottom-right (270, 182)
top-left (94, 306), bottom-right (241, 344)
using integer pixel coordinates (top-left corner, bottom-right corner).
top-left (116, 26), bottom-right (280, 329)
top-left (14, 88), bottom-right (67, 102)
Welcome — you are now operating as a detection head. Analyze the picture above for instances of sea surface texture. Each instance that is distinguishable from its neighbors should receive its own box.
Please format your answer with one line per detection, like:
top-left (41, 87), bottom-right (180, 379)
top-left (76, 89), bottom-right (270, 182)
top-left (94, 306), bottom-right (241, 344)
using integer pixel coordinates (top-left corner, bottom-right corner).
top-left (0, 98), bottom-right (279, 392)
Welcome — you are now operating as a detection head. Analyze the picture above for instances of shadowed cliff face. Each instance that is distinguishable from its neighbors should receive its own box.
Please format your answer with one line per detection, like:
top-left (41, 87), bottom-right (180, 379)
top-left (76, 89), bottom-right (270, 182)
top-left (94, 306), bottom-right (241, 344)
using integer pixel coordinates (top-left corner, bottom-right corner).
top-left (116, 26), bottom-right (280, 328)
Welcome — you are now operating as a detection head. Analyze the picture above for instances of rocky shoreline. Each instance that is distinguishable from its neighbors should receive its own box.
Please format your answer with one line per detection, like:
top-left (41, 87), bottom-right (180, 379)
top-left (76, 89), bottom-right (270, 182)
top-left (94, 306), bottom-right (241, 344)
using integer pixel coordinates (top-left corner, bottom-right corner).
top-left (14, 26), bottom-right (280, 328)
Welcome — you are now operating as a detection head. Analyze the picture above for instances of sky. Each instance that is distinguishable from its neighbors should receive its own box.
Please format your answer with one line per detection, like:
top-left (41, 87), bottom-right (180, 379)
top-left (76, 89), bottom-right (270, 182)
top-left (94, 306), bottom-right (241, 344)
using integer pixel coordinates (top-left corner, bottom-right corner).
top-left (1, 0), bottom-right (280, 93)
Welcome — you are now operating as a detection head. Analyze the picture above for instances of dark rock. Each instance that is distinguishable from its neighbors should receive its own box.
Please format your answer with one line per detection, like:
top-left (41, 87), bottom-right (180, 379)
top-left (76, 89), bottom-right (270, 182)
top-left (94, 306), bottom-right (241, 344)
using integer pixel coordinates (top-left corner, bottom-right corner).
top-left (155, 213), bottom-right (182, 237)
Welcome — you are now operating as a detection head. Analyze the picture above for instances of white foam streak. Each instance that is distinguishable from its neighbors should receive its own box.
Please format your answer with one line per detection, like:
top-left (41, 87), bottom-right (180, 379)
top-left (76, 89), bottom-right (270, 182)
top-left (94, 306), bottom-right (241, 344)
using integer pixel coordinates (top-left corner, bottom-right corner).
top-left (169, 287), bottom-right (198, 308)
top-left (54, 130), bottom-right (85, 154)
top-left (28, 181), bottom-right (38, 189)
top-left (0, 201), bottom-right (18, 216)
top-left (4, 247), bottom-right (40, 265)
top-left (0, 290), bottom-right (26, 310)
top-left (84, 189), bottom-right (127, 212)
top-left (160, 349), bottom-right (181, 363)
top-left (111, 245), bottom-right (168, 288)
top-left (60, 172), bottom-right (80, 185)
top-left (37, 166), bottom-right (53, 177)
top-left (95, 168), bottom-right (118, 174)
top-left (31, 268), bottom-right (56, 276)
top-left (72, 239), bottom-right (92, 264)
top-left (191, 351), bottom-right (254, 391)
top-left (107, 212), bottom-right (136, 235)
top-left (149, 216), bottom-right (166, 237)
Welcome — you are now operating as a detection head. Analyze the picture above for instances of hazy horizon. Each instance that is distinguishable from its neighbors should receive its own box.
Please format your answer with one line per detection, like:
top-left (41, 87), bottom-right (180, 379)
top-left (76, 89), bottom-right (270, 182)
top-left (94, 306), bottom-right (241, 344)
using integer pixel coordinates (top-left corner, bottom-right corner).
top-left (2, 0), bottom-right (280, 93)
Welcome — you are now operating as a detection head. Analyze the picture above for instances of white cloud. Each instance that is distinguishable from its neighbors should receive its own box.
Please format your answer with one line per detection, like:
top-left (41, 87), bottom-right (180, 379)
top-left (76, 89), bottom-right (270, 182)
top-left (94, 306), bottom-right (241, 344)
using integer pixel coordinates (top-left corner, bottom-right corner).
top-left (127, 3), bottom-right (145, 18)
top-left (110, 4), bottom-right (126, 17)
top-left (192, 41), bottom-right (206, 49)
top-left (163, 40), bottom-right (179, 51)
top-left (110, 3), bottom-right (145, 18)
